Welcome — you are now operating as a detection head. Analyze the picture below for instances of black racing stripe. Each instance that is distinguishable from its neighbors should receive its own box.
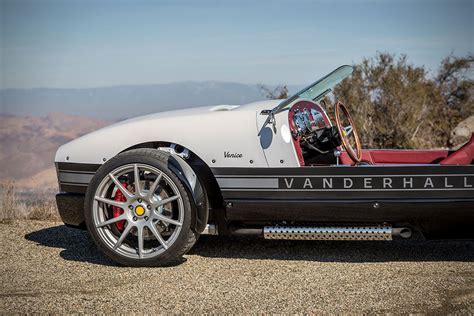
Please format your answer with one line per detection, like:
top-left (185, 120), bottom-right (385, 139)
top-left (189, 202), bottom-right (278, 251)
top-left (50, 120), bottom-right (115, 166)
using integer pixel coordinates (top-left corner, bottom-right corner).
top-left (58, 170), bottom-right (96, 175)
top-left (220, 189), bottom-right (474, 200)
top-left (211, 165), bottom-right (474, 177)
top-left (57, 162), bottom-right (101, 173)
top-left (225, 198), bottom-right (474, 225)
top-left (213, 165), bottom-right (474, 200)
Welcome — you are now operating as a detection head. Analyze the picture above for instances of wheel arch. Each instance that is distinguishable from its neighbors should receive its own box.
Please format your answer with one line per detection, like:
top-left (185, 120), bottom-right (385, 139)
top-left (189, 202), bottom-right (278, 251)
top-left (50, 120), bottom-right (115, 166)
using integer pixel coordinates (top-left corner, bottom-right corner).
top-left (120, 141), bottom-right (224, 233)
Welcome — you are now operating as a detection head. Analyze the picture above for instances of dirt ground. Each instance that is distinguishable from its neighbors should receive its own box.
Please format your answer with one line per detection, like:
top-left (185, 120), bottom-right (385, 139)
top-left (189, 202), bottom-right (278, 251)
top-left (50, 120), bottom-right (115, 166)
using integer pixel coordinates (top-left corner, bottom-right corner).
top-left (0, 220), bottom-right (473, 314)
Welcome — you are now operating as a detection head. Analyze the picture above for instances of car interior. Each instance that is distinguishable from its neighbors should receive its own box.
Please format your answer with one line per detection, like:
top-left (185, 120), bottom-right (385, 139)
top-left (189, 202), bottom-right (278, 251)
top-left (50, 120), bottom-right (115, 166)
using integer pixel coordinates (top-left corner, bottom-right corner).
top-left (287, 99), bottom-right (474, 167)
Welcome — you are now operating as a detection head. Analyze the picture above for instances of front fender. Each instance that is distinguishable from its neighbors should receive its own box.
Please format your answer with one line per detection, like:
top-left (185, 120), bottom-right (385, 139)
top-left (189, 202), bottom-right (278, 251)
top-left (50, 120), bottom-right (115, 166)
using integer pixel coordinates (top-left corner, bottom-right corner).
top-left (167, 153), bottom-right (209, 233)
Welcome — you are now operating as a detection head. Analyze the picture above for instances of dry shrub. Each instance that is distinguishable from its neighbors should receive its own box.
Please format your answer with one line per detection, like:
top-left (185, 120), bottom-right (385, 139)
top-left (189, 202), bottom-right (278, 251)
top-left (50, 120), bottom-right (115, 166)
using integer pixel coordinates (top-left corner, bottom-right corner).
top-left (331, 53), bottom-right (473, 149)
top-left (0, 180), bottom-right (25, 220)
top-left (28, 197), bottom-right (61, 221)
top-left (0, 180), bottom-right (60, 221)
top-left (260, 53), bottom-right (474, 149)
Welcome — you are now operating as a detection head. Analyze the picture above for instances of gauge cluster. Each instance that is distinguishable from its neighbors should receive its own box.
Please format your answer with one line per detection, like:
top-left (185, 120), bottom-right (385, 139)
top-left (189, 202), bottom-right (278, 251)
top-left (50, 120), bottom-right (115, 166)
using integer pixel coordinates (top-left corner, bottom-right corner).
top-left (288, 101), bottom-right (343, 165)
top-left (291, 107), bottom-right (326, 138)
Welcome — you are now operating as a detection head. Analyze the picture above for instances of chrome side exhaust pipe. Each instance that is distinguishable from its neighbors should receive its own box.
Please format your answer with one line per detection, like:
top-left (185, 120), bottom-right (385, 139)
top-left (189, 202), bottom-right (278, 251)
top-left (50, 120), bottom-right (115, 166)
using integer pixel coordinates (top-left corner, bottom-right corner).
top-left (261, 226), bottom-right (413, 241)
top-left (201, 224), bottom-right (218, 235)
top-left (391, 227), bottom-right (412, 239)
top-left (207, 224), bottom-right (413, 240)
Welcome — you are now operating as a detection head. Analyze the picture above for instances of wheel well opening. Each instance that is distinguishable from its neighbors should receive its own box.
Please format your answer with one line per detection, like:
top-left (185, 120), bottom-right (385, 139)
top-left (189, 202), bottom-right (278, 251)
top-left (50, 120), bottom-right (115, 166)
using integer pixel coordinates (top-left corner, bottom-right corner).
top-left (121, 141), bottom-right (224, 213)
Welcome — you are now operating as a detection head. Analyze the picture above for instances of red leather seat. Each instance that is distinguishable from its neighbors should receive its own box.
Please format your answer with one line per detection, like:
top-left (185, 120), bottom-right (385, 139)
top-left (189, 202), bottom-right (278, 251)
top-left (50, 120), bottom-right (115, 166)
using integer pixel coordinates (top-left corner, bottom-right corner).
top-left (440, 133), bottom-right (474, 165)
top-left (340, 149), bottom-right (449, 165)
top-left (340, 150), bottom-right (375, 164)
top-left (340, 133), bottom-right (473, 165)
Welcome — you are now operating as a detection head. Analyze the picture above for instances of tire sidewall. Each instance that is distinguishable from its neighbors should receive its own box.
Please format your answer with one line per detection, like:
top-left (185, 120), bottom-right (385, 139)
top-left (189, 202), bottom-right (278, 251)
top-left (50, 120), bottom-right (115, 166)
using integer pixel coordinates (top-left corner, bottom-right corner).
top-left (84, 149), bottom-right (193, 267)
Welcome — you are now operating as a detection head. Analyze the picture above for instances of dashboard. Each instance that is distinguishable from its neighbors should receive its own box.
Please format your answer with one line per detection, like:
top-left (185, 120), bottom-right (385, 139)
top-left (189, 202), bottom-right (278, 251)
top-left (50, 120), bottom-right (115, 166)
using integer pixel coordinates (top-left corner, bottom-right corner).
top-left (288, 100), bottom-right (341, 166)
top-left (292, 106), bottom-right (327, 138)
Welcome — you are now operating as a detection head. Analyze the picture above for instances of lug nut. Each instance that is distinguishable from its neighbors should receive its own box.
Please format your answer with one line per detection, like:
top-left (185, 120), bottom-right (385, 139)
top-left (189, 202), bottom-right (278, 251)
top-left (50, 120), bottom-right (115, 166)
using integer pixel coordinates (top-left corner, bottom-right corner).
top-left (144, 216), bottom-right (149, 221)
top-left (137, 198), bottom-right (142, 203)
top-left (128, 205), bottom-right (133, 210)
top-left (133, 216), bottom-right (137, 221)
top-left (147, 205), bottom-right (151, 210)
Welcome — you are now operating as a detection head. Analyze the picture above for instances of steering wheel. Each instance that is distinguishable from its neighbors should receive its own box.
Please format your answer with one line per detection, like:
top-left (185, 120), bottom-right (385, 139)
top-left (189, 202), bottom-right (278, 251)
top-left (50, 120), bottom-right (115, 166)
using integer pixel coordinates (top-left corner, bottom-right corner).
top-left (335, 101), bottom-right (362, 163)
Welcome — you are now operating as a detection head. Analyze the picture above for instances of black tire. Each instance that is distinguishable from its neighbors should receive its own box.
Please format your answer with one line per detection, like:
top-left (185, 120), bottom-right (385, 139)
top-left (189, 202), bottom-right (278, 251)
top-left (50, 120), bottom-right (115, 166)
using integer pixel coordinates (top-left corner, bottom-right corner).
top-left (84, 149), bottom-right (198, 267)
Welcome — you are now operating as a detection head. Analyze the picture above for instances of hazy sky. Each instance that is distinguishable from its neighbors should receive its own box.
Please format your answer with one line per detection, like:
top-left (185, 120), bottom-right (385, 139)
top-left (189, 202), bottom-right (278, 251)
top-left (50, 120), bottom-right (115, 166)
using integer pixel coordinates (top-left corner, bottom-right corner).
top-left (1, 0), bottom-right (473, 89)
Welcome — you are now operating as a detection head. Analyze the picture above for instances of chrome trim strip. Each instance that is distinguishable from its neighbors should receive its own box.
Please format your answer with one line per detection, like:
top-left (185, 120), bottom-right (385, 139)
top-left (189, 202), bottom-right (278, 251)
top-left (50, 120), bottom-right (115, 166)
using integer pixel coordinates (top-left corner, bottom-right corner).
top-left (217, 178), bottom-right (279, 189)
top-left (57, 169), bottom-right (96, 174)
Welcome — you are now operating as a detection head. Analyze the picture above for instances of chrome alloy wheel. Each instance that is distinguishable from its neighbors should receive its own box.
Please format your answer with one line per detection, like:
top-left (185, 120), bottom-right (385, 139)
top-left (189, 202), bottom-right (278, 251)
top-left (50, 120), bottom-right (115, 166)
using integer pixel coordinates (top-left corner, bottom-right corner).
top-left (92, 163), bottom-right (184, 259)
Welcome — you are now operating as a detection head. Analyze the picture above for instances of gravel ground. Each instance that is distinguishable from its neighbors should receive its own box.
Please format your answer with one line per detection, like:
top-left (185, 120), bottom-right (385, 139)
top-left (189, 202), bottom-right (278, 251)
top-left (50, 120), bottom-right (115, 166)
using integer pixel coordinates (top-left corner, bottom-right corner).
top-left (0, 220), bottom-right (473, 314)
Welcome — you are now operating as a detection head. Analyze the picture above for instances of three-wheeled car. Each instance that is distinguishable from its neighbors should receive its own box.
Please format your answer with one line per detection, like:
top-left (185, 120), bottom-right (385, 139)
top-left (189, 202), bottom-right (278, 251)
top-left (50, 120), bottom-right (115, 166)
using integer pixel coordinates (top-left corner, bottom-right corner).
top-left (55, 65), bottom-right (474, 266)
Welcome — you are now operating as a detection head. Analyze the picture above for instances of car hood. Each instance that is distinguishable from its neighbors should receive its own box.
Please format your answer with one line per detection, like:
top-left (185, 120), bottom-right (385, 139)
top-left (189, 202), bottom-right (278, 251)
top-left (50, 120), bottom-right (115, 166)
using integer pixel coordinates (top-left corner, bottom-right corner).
top-left (55, 99), bottom-right (281, 164)
top-left (90, 100), bottom-right (281, 133)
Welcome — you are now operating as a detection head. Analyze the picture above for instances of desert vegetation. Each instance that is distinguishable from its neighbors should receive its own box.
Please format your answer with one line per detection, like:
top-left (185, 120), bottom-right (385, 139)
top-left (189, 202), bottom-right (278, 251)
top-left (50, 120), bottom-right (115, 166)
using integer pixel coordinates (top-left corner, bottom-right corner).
top-left (330, 53), bottom-right (473, 149)
top-left (258, 84), bottom-right (289, 100)
top-left (262, 53), bottom-right (473, 149)
top-left (0, 180), bottom-right (60, 222)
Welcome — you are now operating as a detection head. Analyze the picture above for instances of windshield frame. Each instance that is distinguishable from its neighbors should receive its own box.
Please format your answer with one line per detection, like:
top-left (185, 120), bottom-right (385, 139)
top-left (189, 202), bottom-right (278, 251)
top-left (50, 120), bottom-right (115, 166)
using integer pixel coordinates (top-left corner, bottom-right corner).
top-left (272, 65), bottom-right (353, 114)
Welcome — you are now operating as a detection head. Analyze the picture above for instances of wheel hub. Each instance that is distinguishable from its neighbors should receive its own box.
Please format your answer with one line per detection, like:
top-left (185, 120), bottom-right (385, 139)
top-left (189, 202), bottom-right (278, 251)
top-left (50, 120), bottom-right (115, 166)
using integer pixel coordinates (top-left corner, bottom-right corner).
top-left (134, 205), bottom-right (146, 216)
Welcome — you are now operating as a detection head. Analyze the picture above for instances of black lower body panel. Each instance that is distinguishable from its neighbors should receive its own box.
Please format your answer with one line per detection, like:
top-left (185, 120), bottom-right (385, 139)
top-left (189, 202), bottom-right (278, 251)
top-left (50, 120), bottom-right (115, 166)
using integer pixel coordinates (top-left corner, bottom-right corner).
top-left (214, 165), bottom-right (474, 239)
top-left (56, 193), bottom-right (86, 229)
top-left (225, 198), bottom-right (474, 239)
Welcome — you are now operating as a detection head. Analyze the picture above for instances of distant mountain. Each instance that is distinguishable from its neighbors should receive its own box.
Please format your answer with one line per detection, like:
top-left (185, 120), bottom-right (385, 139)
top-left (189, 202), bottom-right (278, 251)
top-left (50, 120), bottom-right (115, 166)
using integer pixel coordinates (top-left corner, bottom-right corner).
top-left (0, 81), bottom-right (297, 120)
top-left (0, 113), bottom-right (111, 191)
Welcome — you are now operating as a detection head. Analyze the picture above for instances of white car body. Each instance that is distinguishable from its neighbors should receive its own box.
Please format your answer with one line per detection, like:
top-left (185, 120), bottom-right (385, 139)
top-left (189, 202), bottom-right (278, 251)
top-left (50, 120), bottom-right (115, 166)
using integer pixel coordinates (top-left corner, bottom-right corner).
top-left (55, 99), bottom-right (300, 168)
top-left (54, 65), bottom-right (474, 251)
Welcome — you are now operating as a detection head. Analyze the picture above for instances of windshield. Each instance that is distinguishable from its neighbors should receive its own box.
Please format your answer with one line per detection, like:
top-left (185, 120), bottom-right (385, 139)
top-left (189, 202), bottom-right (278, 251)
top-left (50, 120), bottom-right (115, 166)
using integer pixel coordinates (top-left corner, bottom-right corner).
top-left (272, 65), bottom-right (353, 114)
